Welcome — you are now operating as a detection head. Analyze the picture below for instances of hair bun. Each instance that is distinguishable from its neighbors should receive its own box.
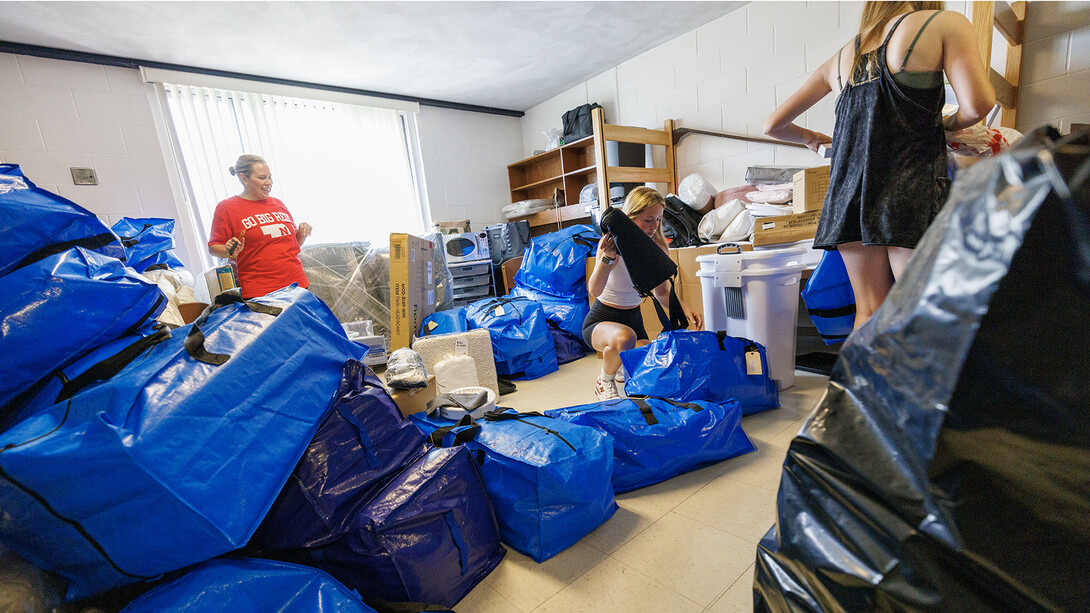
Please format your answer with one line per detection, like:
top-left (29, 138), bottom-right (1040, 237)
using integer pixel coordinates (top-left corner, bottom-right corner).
top-left (228, 166), bottom-right (237, 176)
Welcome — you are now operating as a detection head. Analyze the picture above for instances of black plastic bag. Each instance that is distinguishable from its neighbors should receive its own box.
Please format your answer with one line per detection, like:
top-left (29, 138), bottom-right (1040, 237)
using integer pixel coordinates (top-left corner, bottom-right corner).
top-left (754, 127), bottom-right (1090, 612)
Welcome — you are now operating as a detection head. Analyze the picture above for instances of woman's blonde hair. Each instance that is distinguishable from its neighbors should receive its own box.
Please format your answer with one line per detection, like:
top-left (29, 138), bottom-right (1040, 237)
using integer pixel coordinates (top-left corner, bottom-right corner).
top-left (852, 1), bottom-right (945, 80)
top-left (229, 154), bottom-right (267, 178)
top-left (622, 186), bottom-right (667, 246)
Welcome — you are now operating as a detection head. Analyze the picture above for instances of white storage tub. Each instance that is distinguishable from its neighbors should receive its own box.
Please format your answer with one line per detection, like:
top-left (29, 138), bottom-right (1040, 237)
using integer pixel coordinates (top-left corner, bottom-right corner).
top-left (696, 245), bottom-right (806, 389)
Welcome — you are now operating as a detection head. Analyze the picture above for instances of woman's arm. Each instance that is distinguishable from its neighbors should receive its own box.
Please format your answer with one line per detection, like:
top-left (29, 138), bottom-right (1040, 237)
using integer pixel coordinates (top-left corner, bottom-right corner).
top-left (587, 232), bottom-right (618, 299)
top-left (940, 12), bottom-right (996, 130)
top-left (763, 52), bottom-right (839, 152)
top-left (296, 222), bottom-right (312, 246)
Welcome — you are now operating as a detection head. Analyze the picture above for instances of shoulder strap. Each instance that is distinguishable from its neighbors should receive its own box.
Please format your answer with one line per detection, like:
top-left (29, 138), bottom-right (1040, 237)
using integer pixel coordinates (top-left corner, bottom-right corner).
top-left (837, 46), bottom-right (844, 90)
top-left (881, 11), bottom-right (919, 48)
top-left (899, 10), bottom-right (943, 71)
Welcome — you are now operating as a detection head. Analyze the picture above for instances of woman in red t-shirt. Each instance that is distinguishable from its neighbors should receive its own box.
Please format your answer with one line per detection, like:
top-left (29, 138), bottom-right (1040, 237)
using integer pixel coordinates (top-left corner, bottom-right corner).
top-left (208, 154), bottom-right (313, 299)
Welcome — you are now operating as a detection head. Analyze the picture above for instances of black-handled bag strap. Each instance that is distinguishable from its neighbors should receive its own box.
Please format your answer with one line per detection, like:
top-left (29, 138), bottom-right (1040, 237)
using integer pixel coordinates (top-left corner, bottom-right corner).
top-left (54, 325), bottom-right (173, 403)
top-left (426, 414), bottom-right (481, 447)
top-left (481, 407), bottom-right (549, 422)
top-left (628, 398), bottom-right (660, 426)
top-left (13, 232), bottom-right (122, 271)
top-left (650, 278), bottom-right (689, 331)
top-left (184, 290), bottom-right (283, 365)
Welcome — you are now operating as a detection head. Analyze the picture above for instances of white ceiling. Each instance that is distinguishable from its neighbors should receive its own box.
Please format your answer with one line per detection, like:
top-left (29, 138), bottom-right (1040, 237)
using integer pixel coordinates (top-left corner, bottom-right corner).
top-left (1, 1), bottom-right (747, 113)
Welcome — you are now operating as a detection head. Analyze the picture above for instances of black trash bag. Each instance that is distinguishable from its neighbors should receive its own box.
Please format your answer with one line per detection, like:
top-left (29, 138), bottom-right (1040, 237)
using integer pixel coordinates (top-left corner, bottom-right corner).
top-left (754, 126), bottom-right (1090, 613)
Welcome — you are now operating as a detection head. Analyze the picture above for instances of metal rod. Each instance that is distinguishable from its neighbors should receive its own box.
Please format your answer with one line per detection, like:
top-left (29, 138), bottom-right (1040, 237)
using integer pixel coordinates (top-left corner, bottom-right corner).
top-left (0, 40), bottom-right (524, 118)
top-left (672, 127), bottom-right (808, 150)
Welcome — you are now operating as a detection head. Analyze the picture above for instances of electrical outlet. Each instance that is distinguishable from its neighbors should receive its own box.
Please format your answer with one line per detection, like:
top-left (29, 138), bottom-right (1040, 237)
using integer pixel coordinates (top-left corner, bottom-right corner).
top-left (71, 167), bottom-right (98, 185)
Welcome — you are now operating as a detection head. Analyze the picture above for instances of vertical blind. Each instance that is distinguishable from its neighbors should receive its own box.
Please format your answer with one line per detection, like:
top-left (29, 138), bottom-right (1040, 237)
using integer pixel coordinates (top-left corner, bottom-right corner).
top-left (158, 83), bottom-right (428, 268)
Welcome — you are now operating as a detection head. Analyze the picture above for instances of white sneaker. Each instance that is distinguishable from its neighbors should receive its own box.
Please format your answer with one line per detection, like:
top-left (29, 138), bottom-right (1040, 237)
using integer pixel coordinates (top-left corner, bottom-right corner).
top-left (615, 368), bottom-right (626, 383)
top-left (594, 375), bottom-right (621, 401)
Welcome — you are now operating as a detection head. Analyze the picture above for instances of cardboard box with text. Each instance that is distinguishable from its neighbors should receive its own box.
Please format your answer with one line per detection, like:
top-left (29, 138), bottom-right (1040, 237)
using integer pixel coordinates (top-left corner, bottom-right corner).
top-left (390, 233), bottom-right (438, 350)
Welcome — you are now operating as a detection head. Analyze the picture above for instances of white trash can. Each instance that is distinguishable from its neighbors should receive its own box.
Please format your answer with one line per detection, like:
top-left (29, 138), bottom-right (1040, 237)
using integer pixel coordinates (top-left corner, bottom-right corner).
top-left (696, 246), bottom-right (806, 389)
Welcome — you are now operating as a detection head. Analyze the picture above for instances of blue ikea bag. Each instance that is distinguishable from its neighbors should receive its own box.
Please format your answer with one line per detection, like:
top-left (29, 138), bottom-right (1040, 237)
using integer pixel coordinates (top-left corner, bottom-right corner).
top-left (513, 225), bottom-right (599, 298)
top-left (111, 217), bottom-right (184, 272)
top-left (801, 249), bottom-right (856, 344)
top-left (410, 407), bottom-right (618, 562)
top-left (620, 330), bottom-right (779, 415)
top-left (257, 360), bottom-right (429, 550)
top-left (419, 305), bottom-right (470, 336)
top-left (547, 321), bottom-right (587, 364)
top-left (0, 247), bottom-right (166, 410)
top-left (0, 164), bottom-right (126, 276)
top-left (545, 396), bottom-right (756, 492)
top-left (120, 559), bottom-right (376, 613)
top-left (507, 284), bottom-right (591, 342)
top-left (465, 296), bottom-right (557, 380)
top-left (0, 285), bottom-right (365, 600)
top-left (298, 446), bottom-right (505, 608)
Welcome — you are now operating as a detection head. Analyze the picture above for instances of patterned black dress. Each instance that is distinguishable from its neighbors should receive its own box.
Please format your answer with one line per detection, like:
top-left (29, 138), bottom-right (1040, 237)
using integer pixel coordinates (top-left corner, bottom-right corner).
top-left (814, 11), bottom-right (950, 250)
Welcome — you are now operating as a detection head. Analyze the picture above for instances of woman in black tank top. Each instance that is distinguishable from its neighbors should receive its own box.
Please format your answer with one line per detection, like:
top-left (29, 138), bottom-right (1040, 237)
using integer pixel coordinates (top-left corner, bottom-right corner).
top-left (763, 1), bottom-right (994, 332)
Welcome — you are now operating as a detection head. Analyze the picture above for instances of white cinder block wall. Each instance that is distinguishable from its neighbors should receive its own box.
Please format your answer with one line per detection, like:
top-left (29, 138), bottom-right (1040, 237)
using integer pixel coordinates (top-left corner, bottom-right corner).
top-left (416, 106), bottom-right (524, 228)
top-left (1018, 1), bottom-right (1090, 133)
top-left (0, 52), bottom-right (190, 264)
top-left (520, 0), bottom-right (1088, 193)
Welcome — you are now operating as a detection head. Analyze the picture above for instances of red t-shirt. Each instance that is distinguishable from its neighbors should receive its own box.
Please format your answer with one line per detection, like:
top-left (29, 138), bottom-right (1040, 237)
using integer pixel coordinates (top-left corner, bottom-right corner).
top-left (208, 196), bottom-right (309, 299)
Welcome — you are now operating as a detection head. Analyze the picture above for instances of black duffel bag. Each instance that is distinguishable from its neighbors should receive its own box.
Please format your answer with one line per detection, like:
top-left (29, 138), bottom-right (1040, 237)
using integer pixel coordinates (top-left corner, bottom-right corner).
top-left (561, 103), bottom-right (603, 144)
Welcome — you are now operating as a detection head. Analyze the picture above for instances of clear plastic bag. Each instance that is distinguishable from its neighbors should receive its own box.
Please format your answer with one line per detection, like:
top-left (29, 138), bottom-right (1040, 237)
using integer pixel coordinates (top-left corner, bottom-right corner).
top-left (385, 347), bottom-right (428, 389)
top-left (678, 173), bottom-right (717, 210)
top-left (543, 128), bottom-right (562, 150)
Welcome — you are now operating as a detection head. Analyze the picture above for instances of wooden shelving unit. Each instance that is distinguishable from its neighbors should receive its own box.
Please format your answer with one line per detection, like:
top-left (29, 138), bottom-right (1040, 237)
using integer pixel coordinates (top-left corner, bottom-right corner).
top-left (507, 108), bottom-right (678, 235)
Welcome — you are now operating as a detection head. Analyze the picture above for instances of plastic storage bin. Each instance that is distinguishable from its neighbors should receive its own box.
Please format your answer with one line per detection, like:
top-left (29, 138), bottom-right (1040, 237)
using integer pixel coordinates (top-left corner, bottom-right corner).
top-left (696, 246), bottom-right (806, 389)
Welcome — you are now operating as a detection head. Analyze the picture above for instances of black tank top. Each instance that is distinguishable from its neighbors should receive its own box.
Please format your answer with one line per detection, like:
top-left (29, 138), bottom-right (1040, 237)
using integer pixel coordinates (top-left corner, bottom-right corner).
top-left (813, 11), bottom-right (951, 250)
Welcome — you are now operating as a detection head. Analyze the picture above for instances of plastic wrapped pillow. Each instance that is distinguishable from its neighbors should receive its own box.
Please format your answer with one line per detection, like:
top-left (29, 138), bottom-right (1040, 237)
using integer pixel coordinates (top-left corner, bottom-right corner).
top-left (386, 347), bottom-right (428, 389)
top-left (699, 199), bottom-right (746, 241)
top-left (678, 173), bottom-right (717, 211)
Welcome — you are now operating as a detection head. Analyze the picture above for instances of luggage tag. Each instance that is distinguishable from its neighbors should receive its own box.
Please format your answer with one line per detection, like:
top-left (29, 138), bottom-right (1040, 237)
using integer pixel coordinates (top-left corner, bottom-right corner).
top-left (745, 344), bottom-right (763, 376)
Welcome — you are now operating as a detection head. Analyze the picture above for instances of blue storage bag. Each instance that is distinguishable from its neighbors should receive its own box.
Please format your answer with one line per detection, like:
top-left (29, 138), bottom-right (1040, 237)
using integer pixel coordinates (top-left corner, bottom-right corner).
top-left (507, 284), bottom-right (591, 342)
top-left (111, 217), bottom-right (183, 272)
top-left (513, 224), bottom-right (599, 298)
top-left (419, 305), bottom-right (470, 336)
top-left (800, 249), bottom-right (856, 344)
top-left (547, 320), bottom-right (587, 364)
top-left (300, 446), bottom-right (505, 608)
top-left (545, 396), bottom-right (756, 492)
top-left (0, 285), bottom-right (365, 600)
top-left (620, 330), bottom-right (779, 415)
top-left (0, 164), bottom-right (126, 276)
top-left (0, 247), bottom-right (166, 410)
top-left (257, 360), bottom-right (429, 550)
top-left (410, 407), bottom-right (618, 562)
top-left (465, 296), bottom-right (557, 380)
top-left (120, 559), bottom-right (376, 613)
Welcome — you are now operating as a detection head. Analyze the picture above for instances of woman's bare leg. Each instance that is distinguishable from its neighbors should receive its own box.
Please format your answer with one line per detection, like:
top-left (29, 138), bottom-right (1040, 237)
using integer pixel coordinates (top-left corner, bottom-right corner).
top-left (837, 242), bottom-right (895, 330)
top-left (591, 321), bottom-right (637, 375)
top-left (888, 246), bottom-right (915, 281)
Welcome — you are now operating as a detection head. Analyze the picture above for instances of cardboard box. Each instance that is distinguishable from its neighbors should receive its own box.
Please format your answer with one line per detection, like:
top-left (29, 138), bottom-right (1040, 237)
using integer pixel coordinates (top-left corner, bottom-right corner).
top-left (389, 233), bottom-right (438, 350)
top-left (203, 265), bottom-right (237, 300)
top-left (389, 375), bottom-right (437, 418)
top-left (792, 166), bottom-right (830, 214)
top-left (752, 210), bottom-right (821, 247)
top-left (433, 219), bottom-right (471, 234)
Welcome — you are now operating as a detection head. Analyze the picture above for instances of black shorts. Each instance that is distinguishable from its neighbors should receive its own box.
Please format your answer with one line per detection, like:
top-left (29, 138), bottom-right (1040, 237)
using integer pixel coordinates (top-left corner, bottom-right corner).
top-left (581, 301), bottom-right (648, 348)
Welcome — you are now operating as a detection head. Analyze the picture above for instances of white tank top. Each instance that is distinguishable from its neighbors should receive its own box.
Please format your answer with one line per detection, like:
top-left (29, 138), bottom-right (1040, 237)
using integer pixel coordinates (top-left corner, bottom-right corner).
top-left (598, 255), bottom-right (643, 308)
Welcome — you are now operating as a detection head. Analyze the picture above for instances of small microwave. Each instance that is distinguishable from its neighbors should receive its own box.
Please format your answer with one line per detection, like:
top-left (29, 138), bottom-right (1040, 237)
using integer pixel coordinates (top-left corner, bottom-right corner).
top-left (441, 231), bottom-right (491, 264)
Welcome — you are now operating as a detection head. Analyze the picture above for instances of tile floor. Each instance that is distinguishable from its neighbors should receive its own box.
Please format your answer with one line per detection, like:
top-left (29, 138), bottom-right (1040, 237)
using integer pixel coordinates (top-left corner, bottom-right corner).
top-left (453, 356), bottom-right (830, 613)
